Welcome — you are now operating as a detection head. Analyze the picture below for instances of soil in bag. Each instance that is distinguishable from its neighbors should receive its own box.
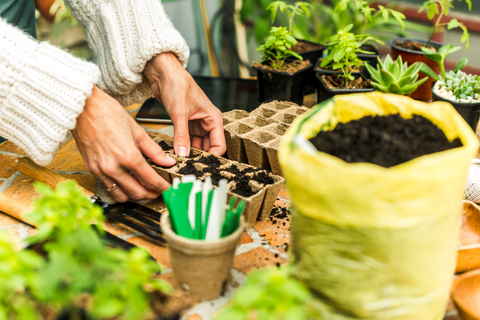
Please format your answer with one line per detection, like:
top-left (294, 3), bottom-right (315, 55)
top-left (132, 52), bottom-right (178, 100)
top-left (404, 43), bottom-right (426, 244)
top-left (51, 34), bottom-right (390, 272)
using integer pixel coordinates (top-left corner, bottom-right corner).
top-left (309, 114), bottom-right (463, 168)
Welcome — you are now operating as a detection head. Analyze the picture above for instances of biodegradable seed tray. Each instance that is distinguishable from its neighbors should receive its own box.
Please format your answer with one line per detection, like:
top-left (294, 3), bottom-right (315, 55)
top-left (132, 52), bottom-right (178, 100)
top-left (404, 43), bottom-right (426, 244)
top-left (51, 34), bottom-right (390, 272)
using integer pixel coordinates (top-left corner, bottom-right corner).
top-left (150, 138), bottom-right (284, 228)
top-left (223, 101), bottom-right (309, 176)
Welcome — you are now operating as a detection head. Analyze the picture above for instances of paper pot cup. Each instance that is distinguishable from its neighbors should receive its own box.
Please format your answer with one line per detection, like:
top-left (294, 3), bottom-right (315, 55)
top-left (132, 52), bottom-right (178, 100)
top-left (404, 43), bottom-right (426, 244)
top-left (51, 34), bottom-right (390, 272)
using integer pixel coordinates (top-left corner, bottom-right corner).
top-left (161, 213), bottom-right (244, 301)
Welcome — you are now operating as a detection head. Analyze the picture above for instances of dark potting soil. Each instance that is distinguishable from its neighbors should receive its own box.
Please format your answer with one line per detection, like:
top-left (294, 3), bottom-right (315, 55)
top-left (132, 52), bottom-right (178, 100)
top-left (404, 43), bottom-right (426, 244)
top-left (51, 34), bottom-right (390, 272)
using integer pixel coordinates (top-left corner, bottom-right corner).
top-left (268, 206), bottom-right (291, 226)
top-left (177, 162), bottom-right (204, 178)
top-left (197, 154), bottom-right (222, 167)
top-left (222, 164), bottom-right (258, 175)
top-left (309, 114), bottom-right (463, 168)
top-left (322, 74), bottom-right (371, 89)
top-left (291, 41), bottom-right (323, 53)
top-left (251, 171), bottom-right (275, 185)
top-left (231, 176), bottom-right (257, 197)
top-left (158, 140), bottom-right (173, 152)
top-left (395, 40), bottom-right (437, 52)
top-left (252, 60), bottom-right (311, 74)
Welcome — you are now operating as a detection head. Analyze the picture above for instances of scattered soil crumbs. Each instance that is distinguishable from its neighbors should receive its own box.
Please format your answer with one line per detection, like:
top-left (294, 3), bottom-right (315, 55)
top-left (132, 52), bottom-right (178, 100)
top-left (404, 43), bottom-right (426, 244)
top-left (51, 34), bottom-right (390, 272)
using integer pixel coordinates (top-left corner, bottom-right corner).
top-left (322, 74), bottom-right (371, 89)
top-left (197, 154), bottom-right (222, 167)
top-left (252, 60), bottom-right (311, 74)
top-left (158, 140), bottom-right (173, 152)
top-left (268, 206), bottom-right (291, 226)
top-left (291, 41), bottom-right (323, 53)
top-left (231, 176), bottom-right (257, 197)
top-left (396, 40), bottom-right (437, 52)
top-left (309, 114), bottom-right (463, 168)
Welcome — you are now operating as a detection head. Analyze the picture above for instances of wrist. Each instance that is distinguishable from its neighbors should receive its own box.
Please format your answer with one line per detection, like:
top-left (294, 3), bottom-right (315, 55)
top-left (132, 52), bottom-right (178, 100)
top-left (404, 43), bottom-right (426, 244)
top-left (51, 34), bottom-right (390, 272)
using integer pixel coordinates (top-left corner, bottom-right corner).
top-left (144, 53), bottom-right (185, 85)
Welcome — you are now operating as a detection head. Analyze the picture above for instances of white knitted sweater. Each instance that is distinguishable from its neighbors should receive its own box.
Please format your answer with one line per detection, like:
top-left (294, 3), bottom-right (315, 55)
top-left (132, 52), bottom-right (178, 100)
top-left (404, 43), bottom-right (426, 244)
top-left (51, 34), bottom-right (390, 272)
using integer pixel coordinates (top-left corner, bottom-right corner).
top-left (0, 0), bottom-right (189, 165)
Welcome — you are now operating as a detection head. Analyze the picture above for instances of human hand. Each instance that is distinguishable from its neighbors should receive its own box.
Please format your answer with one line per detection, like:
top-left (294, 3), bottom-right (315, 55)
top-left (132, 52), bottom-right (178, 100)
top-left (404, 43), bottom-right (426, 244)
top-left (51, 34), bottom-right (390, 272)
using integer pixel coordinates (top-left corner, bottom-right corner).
top-left (143, 53), bottom-right (226, 157)
top-left (72, 86), bottom-right (176, 202)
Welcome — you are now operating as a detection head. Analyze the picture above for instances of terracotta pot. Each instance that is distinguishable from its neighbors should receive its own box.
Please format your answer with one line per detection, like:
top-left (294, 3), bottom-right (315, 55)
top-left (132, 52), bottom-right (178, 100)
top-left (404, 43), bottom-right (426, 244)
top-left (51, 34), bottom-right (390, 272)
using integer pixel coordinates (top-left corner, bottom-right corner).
top-left (161, 212), bottom-right (244, 301)
top-left (452, 268), bottom-right (480, 320)
top-left (389, 37), bottom-right (443, 101)
top-left (35, 0), bottom-right (60, 22)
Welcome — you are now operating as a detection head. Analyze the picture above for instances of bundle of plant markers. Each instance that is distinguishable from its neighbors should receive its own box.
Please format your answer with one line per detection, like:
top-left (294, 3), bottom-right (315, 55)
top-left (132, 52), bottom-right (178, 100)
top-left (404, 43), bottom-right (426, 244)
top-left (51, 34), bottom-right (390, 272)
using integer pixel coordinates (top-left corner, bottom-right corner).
top-left (163, 175), bottom-right (245, 240)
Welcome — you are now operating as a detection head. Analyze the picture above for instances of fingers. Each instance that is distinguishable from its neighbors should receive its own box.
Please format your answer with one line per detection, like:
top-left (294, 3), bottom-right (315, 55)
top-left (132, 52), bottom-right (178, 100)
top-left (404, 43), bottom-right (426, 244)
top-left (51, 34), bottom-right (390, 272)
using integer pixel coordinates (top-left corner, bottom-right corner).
top-left (104, 165), bottom-right (161, 201)
top-left (95, 169), bottom-right (129, 203)
top-left (172, 111), bottom-right (191, 157)
top-left (191, 136), bottom-right (203, 150)
top-left (137, 130), bottom-right (176, 168)
top-left (202, 136), bottom-right (211, 152)
top-left (206, 123), bottom-right (227, 156)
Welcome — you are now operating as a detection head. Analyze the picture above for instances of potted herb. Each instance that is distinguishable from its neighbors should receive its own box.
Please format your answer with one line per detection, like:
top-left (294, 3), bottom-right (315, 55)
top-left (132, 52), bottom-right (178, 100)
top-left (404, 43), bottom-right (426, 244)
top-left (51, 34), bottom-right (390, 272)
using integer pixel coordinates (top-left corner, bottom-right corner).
top-left (364, 55), bottom-right (428, 95)
top-left (252, 26), bottom-right (313, 105)
top-left (266, 1), bottom-right (324, 64)
top-left (420, 45), bottom-right (480, 131)
top-left (389, 0), bottom-right (472, 101)
top-left (316, 24), bottom-right (375, 102)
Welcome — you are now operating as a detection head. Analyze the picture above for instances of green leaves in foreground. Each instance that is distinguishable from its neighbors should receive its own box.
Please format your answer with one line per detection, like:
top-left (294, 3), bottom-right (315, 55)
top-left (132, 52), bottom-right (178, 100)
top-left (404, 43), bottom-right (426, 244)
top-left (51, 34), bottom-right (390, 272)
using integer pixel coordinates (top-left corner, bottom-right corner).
top-left (216, 267), bottom-right (320, 320)
top-left (365, 55), bottom-right (428, 95)
top-left (2, 181), bottom-right (173, 320)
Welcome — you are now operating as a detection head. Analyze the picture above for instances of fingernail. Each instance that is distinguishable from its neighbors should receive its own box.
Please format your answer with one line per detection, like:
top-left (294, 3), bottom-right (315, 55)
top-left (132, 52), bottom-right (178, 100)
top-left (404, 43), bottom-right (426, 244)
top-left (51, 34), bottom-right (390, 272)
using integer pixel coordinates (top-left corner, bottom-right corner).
top-left (178, 146), bottom-right (188, 157)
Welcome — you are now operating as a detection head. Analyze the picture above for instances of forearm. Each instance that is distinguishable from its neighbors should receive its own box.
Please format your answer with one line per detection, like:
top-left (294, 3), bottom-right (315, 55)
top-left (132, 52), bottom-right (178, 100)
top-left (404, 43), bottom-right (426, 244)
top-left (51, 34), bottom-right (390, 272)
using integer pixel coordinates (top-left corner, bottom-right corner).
top-left (64, 0), bottom-right (190, 106)
top-left (0, 18), bottom-right (99, 165)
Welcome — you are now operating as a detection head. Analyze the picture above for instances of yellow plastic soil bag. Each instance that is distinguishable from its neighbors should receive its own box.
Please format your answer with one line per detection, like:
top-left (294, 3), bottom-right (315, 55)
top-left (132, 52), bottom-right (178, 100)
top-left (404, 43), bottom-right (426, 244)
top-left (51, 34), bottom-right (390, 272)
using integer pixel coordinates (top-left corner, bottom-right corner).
top-left (279, 92), bottom-right (479, 320)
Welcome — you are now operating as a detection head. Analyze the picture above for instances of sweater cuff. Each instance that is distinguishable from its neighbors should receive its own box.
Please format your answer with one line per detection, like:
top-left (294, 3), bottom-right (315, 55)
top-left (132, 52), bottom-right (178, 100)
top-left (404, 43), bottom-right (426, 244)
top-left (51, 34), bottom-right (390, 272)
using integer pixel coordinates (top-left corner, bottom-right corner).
top-left (0, 42), bottom-right (99, 165)
top-left (67, 0), bottom-right (190, 106)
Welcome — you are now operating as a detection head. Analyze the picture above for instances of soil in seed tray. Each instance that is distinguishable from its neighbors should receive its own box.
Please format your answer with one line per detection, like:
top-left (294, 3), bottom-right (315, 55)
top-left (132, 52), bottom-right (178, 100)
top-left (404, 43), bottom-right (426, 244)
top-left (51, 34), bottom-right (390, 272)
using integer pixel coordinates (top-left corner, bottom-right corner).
top-left (309, 114), bottom-right (462, 168)
top-left (291, 41), bottom-right (323, 53)
top-left (231, 176), bottom-right (257, 197)
top-left (396, 40), bottom-right (437, 52)
top-left (197, 154), bottom-right (222, 167)
top-left (252, 60), bottom-right (311, 74)
top-left (177, 162), bottom-right (204, 178)
top-left (322, 74), bottom-right (371, 90)
top-left (223, 164), bottom-right (258, 175)
top-left (251, 171), bottom-right (275, 185)
top-left (158, 140), bottom-right (173, 152)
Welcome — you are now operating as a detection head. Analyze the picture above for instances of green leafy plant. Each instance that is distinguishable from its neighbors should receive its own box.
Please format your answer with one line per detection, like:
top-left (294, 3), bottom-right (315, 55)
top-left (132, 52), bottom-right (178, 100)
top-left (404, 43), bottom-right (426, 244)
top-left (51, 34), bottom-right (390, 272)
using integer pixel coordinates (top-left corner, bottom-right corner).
top-left (266, 1), bottom-right (312, 33)
top-left (336, 0), bottom-right (406, 35)
top-left (365, 55), bottom-right (428, 95)
top-left (420, 44), bottom-right (468, 79)
top-left (320, 24), bottom-right (381, 86)
top-left (0, 233), bottom-right (45, 320)
top-left (256, 26), bottom-right (303, 70)
top-left (20, 181), bottom-right (173, 320)
top-left (434, 70), bottom-right (480, 102)
top-left (215, 267), bottom-right (320, 320)
top-left (419, 0), bottom-right (472, 49)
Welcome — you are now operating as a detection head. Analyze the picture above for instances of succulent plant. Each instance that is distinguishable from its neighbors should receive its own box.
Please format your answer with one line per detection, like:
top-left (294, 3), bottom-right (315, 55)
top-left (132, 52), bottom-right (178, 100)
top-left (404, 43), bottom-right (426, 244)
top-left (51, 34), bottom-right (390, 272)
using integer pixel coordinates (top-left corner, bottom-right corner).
top-left (365, 55), bottom-right (428, 95)
top-left (435, 70), bottom-right (480, 103)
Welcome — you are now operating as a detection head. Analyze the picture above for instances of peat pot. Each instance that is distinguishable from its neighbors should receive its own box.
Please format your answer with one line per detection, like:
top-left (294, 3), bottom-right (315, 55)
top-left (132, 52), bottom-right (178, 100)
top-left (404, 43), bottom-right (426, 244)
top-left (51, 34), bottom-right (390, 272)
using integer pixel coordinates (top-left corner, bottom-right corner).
top-left (252, 62), bottom-right (313, 105)
top-left (390, 37), bottom-right (442, 101)
top-left (161, 213), bottom-right (244, 301)
top-left (432, 86), bottom-right (480, 132)
top-left (316, 73), bottom-right (374, 103)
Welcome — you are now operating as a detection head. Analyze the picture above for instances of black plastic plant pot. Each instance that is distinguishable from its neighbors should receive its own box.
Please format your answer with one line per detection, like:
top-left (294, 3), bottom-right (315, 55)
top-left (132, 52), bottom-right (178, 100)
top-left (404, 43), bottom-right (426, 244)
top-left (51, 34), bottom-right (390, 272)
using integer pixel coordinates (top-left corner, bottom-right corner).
top-left (357, 44), bottom-right (382, 69)
top-left (56, 309), bottom-right (90, 320)
top-left (432, 87), bottom-right (480, 132)
top-left (253, 62), bottom-right (314, 105)
top-left (294, 39), bottom-right (326, 65)
top-left (316, 73), bottom-right (375, 103)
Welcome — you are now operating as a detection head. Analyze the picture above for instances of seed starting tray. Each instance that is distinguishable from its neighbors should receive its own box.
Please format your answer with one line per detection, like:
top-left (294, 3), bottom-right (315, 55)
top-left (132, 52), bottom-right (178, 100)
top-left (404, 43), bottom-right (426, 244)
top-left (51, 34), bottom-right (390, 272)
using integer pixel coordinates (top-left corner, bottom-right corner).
top-left (223, 101), bottom-right (309, 176)
top-left (149, 138), bottom-right (284, 228)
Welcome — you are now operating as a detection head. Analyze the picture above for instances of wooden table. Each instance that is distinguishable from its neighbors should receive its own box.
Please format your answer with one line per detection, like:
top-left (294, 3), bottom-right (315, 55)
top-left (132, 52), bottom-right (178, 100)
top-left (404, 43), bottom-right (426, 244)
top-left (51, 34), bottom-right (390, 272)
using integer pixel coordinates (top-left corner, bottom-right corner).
top-left (0, 103), bottom-right (462, 320)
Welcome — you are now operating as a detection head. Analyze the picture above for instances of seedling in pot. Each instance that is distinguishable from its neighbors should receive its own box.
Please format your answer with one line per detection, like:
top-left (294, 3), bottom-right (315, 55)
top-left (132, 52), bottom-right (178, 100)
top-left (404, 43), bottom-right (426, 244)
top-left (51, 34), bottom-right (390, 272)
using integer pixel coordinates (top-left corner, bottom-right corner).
top-left (266, 1), bottom-right (312, 33)
top-left (256, 26), bottom-right (303, 71)
top-left (321, 24), bottom-right (382, 86)
top-left (419, 0), bottom-right (472, 49)
top-left (365, 55), bottom-right (428, 95)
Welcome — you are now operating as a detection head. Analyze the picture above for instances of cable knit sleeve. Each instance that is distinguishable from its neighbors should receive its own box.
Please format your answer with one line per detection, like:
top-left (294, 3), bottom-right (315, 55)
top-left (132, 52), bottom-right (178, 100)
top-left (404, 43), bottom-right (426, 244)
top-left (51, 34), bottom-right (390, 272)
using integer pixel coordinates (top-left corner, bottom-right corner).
top-left (64, 0), bottom-right (190, 106)
top-left (0, 18), bottom-right (99, 166)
